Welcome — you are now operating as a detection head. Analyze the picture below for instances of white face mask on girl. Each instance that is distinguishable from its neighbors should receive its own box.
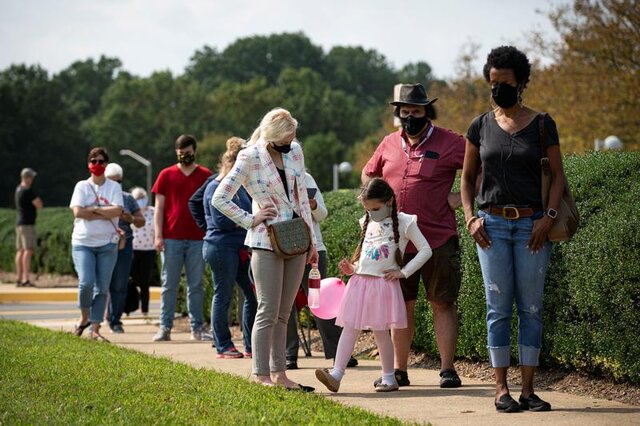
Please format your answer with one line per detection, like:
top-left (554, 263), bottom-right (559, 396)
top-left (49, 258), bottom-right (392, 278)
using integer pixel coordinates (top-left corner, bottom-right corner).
top-left (367, 204), bottom-right (391, 222)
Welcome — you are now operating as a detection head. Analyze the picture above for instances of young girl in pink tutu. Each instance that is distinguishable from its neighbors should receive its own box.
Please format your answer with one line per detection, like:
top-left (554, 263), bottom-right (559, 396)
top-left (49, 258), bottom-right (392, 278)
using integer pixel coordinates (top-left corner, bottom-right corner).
top-left (315, 177), bottom-right (432, 392)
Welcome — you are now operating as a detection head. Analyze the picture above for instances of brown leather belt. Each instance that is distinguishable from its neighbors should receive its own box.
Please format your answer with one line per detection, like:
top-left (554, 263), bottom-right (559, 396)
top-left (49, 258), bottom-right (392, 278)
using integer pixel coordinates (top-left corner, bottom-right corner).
top-left (484, 206), bottom-right (537, 219)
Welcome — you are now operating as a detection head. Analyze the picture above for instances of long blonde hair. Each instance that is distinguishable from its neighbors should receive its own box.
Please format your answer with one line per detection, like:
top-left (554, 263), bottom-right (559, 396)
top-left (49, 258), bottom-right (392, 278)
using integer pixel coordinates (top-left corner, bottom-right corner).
top-left (248, 108), bottom-right (298, 145)
top-left (218, 137), bottom-right (246, 178)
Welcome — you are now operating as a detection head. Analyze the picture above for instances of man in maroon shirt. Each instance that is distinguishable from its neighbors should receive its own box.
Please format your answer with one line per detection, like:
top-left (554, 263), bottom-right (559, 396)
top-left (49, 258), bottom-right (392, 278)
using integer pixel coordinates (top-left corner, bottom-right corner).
top-left (363, 84), bottom-right (465, 388)
top-left (152, 134), bottom-right (212, 342)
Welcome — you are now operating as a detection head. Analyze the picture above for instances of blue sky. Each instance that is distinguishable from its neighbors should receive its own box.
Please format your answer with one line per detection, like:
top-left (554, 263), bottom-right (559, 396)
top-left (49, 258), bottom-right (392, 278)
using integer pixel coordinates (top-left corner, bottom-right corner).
top-left (0, 0), bottom-right (569, 79)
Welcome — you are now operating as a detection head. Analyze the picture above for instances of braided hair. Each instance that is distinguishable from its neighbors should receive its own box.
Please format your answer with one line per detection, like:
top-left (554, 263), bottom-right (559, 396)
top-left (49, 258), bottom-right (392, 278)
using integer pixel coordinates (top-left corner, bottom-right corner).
top-left (351, 178), bottom-right (404, 268)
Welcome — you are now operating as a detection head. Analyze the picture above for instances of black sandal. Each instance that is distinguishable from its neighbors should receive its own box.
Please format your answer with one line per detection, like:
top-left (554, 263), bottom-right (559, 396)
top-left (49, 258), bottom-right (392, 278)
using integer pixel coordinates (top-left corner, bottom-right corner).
top-left (73, 321), bottom-right (91, 336)
top-left (519, 393), bottom-right (551, 411)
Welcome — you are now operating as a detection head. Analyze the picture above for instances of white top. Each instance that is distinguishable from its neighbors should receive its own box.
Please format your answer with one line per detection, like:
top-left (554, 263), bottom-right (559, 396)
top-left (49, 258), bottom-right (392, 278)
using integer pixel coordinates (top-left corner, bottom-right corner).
top-left (132, 206), bottom-right (155, 251)
top-left (69, 178), bottom-right (124, 247)
top-left (306, 173), bottom-right (327, 252)
top-left (355, 212), bottom-right (432, 278)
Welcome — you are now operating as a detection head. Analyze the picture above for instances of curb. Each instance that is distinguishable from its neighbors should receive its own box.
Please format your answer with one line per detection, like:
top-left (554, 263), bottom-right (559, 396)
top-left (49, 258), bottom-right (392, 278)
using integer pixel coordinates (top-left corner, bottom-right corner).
top-left (0, 285), bottom-right (162, 303)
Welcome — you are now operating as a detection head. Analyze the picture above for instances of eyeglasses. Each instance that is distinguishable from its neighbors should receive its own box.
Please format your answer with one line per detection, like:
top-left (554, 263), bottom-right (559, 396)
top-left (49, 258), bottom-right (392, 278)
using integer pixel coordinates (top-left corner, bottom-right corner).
top-left (90, 159), bottom-right (105, 165)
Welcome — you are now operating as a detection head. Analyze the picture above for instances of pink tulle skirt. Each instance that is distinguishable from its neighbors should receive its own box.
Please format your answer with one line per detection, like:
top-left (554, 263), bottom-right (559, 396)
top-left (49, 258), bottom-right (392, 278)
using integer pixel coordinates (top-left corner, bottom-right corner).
top-left (335, 274), bottom-right (407, 330)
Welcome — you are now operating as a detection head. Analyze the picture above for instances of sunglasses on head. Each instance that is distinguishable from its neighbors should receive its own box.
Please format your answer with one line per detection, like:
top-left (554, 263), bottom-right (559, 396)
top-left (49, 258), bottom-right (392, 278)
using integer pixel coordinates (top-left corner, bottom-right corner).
top-left (90, 159), bottom-right (105, 164)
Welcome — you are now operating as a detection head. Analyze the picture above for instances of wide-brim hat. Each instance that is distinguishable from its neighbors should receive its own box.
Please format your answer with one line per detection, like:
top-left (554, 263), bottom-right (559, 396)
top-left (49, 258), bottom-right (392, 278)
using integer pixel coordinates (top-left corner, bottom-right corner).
top-left (390, 83), bottom-right (438, 107)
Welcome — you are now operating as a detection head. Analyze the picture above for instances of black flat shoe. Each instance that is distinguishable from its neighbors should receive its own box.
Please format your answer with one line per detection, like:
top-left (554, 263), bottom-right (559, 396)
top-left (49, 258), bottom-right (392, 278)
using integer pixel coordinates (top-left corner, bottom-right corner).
top-left (495, 394), bottom-right (521, 413)
top-left (346, 357), bottom-right (359, 368)
top-left (286, 360), bottom-right (298, 370)
top-left (439, 369), bottom-right (462, 388)
top-left (285, 384), bottom-right (315, 393)
top-left (519, 393), bottom-right (551, 411)
top-left (373, 369), bottom-right (410, 388)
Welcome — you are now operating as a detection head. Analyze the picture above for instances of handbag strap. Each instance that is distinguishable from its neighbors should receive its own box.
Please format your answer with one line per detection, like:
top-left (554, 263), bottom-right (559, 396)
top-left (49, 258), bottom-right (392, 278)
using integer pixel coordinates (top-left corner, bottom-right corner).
top-left (538, 113), bottom-right (551, 175)
top-left (86, 180), bottom-right (120, 233)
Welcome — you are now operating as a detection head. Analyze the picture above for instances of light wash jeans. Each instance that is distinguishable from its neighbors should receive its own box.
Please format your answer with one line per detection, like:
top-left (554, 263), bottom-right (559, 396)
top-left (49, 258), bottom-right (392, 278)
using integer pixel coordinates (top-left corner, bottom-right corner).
top-left (159, 239), bottom-right (205, 330)
top-left (476, 210), bottom-right (552, 368)
top-left (108, 238), bottom-right (134, 327)
top-left (203, 242), bottom-right (257, 353)
top-left (72, 243), bottom-right (118, 324)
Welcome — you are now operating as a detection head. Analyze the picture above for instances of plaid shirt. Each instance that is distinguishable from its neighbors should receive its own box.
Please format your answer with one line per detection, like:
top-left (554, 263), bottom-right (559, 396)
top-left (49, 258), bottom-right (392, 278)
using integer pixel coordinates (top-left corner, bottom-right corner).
top-left (212, 139), bottom-right (316, 250)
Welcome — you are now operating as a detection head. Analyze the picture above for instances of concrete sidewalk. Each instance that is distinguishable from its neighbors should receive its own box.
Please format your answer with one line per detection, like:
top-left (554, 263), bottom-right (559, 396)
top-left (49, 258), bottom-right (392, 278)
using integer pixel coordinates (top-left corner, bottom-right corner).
top-left (2, 284), bottom-right (639, 425)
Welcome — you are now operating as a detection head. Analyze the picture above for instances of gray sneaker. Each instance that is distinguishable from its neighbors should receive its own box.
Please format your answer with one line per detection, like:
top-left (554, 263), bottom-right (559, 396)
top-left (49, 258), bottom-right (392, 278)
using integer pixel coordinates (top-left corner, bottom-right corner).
top-left (153, 327), bottom-right (171, 341)
top-left (190, 328), bottom-right (213, 341)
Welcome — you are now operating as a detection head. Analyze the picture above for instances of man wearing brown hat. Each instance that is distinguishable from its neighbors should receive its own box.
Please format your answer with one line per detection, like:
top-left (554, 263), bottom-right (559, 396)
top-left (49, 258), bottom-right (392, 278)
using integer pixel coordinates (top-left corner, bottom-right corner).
top-left (362, 83), bottom-right (466, 388)
top-left (15, 168), bottom-right (43, 287)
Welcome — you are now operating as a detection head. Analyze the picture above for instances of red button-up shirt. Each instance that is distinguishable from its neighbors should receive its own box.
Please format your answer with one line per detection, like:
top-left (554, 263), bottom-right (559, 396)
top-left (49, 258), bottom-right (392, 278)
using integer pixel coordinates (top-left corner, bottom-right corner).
top-left (364, 126), bottom-right (465, 251)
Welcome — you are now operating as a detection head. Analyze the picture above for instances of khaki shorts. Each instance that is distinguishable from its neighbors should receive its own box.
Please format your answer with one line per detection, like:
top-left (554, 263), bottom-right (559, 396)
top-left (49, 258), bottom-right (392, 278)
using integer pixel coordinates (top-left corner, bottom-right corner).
top-left (400, 236), bottom-right (461, 303)
top-left (16, 225), bottom-right (37, 251)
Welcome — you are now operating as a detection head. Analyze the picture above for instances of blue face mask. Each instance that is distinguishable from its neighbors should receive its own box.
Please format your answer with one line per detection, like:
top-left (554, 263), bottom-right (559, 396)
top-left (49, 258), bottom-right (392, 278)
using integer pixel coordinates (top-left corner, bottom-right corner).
top-left (136, 197), bottom-right (148, 209)
top-left (367, 204), bottom-right (391, 222)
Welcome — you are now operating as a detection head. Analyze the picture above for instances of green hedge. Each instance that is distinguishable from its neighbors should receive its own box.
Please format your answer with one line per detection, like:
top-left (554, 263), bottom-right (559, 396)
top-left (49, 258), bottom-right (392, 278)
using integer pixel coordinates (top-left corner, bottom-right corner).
top-left (321, 152), bottom-right (640, 383)
top-left (2, 152), bottom-right (638, 381)
top-left (0, 207), bottom-right (75, 275)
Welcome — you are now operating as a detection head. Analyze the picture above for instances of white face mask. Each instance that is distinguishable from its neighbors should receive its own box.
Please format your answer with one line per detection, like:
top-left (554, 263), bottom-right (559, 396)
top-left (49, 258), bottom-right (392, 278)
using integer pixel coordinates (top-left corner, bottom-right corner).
top-left (367, 204), bottom-right (391, 222)
top-left (136, 197), bottom-right (148, 209)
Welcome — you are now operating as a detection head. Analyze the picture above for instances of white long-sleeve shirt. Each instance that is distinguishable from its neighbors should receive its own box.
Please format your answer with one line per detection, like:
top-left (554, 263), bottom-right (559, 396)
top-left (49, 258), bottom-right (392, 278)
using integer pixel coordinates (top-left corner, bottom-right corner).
top-left (306, 173), bottom-right (327, 252)
top-left (355, 212), bottom-right (432, 278)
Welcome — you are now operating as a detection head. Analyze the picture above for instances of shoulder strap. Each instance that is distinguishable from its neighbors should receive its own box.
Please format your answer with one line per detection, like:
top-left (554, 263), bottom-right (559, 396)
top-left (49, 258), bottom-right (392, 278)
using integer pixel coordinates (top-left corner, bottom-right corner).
top-left (86, 180), bottom-right (101, 206)
top-left (538, 113), bottom-right (548, 157)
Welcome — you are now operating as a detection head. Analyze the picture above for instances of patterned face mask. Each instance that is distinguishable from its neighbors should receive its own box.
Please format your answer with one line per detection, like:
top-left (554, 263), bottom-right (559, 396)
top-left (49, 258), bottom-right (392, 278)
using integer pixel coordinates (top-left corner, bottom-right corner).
top-left (177, 152), bottom-right (195, 165)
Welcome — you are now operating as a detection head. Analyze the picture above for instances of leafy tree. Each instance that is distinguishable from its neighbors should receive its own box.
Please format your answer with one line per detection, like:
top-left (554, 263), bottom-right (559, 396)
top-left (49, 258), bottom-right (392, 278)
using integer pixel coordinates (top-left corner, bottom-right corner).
top-left (54, 56), bottom-right (123, 124)
top-left (397, 61), bottom-right (441, 90)
top-left (85, 71), bottom-right (212, 188)
top-left (528, 0), bottom-right (639, 151)
top-left (300, 132), bottom-right (346, 191)
top-left (0, 65), bottom-right (86, 206)
top-left (185, 46), bottom-right (223, 92)
top-left (324, 46), bottom-right (397, 107)
top-left (215, 33), bottom-right (323, 84)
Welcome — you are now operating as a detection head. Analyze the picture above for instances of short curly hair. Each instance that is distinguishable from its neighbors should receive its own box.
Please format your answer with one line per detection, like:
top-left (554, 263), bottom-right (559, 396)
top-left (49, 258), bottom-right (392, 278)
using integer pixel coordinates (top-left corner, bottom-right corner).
top-left (482, 46), bottom-right (531, 89)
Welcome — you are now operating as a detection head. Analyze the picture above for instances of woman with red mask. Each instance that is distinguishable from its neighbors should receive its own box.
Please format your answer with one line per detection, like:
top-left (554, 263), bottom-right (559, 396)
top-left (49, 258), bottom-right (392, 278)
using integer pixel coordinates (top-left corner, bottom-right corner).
top-left (69, 147), bottom-right (124, 341)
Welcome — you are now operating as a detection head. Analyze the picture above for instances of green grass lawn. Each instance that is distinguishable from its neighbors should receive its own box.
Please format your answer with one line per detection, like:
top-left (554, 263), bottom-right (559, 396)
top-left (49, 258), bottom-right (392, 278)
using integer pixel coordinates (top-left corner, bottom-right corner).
top-left (0, 320), bottom-right (406, 425)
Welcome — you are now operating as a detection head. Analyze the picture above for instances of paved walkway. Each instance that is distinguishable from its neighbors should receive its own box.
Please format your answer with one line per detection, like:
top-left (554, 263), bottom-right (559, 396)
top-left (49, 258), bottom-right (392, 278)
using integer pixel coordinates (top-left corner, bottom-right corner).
top-left (1, 283), bottom-right (639, 425)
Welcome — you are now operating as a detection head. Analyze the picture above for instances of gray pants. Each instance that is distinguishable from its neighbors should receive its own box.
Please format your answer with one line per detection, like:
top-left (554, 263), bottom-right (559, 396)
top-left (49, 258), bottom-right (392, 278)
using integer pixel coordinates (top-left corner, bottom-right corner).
top-left (286, 250), bottom-right (342, 360)
top-left (250, 249), bottom-right (306, 375)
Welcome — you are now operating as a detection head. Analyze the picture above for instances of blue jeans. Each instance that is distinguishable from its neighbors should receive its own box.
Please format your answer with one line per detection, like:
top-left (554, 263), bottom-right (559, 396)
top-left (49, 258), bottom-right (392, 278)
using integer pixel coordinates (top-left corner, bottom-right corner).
top-left (159, 239), bottom-right (205, 330)
top-left (108, 238), bottom-right (134, 327)
top-left (203, 242), bottom-right (257, 353)
top-left (476, 210), bottom-right (552, 368)
top-left (72, 243), bottom-right (118, 324)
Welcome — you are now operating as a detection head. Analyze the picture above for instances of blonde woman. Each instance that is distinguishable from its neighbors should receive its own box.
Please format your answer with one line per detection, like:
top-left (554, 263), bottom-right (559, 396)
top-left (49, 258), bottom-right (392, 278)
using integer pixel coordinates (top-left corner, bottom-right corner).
top-left (213, 108), bottom-right (318, 391)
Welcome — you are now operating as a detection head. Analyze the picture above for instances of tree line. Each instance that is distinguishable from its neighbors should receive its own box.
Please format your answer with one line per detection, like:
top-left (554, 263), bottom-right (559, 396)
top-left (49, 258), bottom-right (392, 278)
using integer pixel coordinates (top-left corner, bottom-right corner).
top-left (1, 0), bottom-right (637, 207)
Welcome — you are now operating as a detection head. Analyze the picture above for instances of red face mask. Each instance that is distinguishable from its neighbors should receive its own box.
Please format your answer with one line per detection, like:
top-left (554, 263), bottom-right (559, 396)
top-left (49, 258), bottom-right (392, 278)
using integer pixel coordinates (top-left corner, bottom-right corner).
top-left (89, 163), bottom-right (106, 176)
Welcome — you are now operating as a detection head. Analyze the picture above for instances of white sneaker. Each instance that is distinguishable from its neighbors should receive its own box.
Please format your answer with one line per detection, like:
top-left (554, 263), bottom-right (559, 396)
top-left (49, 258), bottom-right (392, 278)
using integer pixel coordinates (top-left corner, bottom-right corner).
top-left (153, 327), bottom-right (171, 341)
top-left (190, 328), bottom-right (213, 341)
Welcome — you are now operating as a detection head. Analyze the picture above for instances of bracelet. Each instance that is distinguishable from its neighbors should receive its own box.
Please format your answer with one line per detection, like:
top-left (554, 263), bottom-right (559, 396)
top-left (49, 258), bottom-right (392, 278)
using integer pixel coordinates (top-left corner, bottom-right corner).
top-left (465, 216), bottom-right (478, 231)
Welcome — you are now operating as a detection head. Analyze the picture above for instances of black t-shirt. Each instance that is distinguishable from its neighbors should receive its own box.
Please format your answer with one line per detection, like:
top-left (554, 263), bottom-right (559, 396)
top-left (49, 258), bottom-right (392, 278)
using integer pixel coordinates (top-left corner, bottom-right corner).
top-left (15, 185), bottom-right (38, 225)
top-left (466, 112), bottom-right (559, 209)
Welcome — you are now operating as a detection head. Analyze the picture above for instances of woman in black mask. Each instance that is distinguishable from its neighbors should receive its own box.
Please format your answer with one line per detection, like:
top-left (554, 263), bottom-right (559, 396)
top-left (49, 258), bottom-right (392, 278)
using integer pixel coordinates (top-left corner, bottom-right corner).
top-left (460, 46), bottom-right (568, 413)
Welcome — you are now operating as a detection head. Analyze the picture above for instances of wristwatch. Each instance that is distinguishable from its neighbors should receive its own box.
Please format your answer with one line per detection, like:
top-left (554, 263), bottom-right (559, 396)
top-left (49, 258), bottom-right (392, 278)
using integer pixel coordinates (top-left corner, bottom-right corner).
top-left (546, 208), bottom-right (558, 219)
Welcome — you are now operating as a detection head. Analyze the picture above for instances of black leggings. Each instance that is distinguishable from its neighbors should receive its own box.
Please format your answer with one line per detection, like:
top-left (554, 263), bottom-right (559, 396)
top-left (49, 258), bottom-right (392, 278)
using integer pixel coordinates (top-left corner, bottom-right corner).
top-left (131, 250), bottom-right (156, 313)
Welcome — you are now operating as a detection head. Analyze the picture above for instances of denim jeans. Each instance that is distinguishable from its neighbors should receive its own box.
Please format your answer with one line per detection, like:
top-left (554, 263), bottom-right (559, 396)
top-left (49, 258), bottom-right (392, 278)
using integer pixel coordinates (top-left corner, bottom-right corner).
top-left (72, 243), bottom-right (118, 324)
top-left (476, 210), bottom-right (552, 367)
top-left (108, 238), bottom-right (134, 327)
top-left (159, 239), bottom-right (205, 330)
top-left (203, 242), bottom-right (257, 353)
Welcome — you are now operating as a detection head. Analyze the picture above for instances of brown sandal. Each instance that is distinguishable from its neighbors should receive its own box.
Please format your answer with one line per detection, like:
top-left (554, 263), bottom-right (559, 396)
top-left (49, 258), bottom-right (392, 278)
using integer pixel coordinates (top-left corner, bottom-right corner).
top-left (73, 321), bottom-right (91, 336)
top-left (89, 327), bottom-right (110, 343)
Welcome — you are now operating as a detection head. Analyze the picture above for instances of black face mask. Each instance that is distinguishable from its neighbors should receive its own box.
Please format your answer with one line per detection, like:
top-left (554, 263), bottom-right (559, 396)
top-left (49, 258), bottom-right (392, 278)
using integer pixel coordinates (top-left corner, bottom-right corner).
top-left (400, 115), bottom-right (430, 137)
top-left (271, 143), bottom-right (292, 154)
top-left (491, 82), bottom-right (519, 108)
